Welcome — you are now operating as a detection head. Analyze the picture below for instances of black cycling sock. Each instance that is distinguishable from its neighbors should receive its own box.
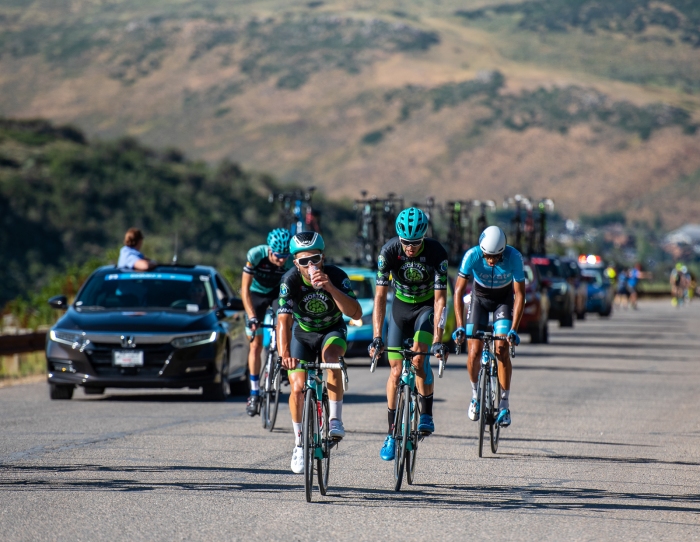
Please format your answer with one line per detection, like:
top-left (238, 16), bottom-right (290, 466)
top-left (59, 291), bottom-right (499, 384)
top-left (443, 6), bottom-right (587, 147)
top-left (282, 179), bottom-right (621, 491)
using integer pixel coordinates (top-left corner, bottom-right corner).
top-left (418, 393), bottom-right (434, 417)
top-left (387, 408), bottom-right (396, 433)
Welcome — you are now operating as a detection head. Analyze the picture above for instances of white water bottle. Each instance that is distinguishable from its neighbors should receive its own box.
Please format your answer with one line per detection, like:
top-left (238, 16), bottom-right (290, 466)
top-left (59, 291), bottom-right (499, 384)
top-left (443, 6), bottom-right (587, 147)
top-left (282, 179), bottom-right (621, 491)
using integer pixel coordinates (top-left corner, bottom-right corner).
top-left (309, 264), bottom-right (322, 289)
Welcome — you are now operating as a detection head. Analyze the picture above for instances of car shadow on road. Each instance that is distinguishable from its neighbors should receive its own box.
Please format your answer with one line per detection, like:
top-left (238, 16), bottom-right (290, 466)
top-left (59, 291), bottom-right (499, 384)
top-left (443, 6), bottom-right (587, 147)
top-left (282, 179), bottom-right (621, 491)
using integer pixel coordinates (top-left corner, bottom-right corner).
top-left (78, 394), bottom-right (248, 403)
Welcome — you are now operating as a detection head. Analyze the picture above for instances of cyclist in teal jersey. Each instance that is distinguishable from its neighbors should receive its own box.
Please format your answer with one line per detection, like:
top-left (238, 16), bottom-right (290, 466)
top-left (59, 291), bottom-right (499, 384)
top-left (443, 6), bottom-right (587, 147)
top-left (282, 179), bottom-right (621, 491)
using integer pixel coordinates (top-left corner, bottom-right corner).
top-left (452, 226), bottom-right (525, 428)
top-left (277, 232), bottom-right (362, 473)
top-left (241, 228), bottom-right (293, 416)
top-left (369, 207), bottom-right (449, 461)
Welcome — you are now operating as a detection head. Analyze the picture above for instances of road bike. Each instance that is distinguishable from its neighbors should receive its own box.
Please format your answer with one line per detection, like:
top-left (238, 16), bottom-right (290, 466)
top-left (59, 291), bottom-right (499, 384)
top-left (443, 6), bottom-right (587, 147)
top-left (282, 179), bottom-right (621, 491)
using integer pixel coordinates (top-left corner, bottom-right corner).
top-left (469, 331), bottom-right (515, 457)
top-left (300, 356), bottom-right (348, 502)
top-left (370, 343), bottom-right (445, 491)
top-left (258, 309), bottom-right (282, 431)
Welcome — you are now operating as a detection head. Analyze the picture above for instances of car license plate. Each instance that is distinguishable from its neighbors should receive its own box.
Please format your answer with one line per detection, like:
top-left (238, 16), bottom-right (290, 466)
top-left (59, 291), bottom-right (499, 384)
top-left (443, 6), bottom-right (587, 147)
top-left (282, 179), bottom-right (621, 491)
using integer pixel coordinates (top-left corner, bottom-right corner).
top-left (113, 350), bottom-right (144, 367)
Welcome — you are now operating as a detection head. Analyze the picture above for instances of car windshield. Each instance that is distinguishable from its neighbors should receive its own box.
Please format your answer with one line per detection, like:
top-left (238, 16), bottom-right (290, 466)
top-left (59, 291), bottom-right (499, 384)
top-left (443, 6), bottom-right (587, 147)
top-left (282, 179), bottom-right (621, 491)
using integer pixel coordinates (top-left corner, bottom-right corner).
top-left (75, 271), bottom-right (215, 311)
top-left (582, 269), bottom-right (604, 286)
top-left (350, 278), bottom-right (374, 299)
top-left (532, 258), bottom-right (562, 279)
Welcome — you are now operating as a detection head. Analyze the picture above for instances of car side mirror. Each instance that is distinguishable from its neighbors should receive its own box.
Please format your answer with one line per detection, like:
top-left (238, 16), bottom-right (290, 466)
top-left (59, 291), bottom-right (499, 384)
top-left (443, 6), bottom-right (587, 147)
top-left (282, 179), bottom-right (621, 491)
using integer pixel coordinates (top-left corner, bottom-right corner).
top-left (226, 297), bottom-right (244, 311)
top-left (48, 295), bottom-right (69, 310)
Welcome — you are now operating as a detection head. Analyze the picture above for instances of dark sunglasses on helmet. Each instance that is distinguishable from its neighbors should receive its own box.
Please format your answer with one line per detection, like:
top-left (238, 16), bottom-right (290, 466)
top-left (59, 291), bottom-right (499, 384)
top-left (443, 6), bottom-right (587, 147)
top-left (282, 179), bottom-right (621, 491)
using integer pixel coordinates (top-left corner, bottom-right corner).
top-left (399, 237), bottom-right (424, 247)
top-left (272, 252), bottom-right (290, 259)
top-left (296, 254), bottom-right (323, 267)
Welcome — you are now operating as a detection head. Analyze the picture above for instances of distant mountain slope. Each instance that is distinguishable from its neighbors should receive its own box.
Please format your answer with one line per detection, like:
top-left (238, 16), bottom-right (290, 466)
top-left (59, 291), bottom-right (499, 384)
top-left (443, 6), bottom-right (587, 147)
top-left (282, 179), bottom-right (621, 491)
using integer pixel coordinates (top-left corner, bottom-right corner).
top-left (1, 0), bottom-right (699, 228)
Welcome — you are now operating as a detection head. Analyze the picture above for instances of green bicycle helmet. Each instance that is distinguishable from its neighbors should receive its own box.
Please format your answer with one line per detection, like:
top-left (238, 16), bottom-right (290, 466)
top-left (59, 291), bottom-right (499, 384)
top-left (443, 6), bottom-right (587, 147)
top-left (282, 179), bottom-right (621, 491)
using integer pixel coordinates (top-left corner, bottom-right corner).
top-left (267, 228), bottom-right (291, 254)
top-left (289, 232), bottom-right (325, 255)
top-left (395, 207), bottom-right (429, 240)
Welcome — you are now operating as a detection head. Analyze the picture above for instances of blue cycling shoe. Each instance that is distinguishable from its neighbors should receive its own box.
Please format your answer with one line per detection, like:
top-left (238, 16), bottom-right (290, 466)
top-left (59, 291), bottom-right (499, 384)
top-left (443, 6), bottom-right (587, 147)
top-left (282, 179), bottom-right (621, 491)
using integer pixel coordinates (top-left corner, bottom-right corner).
top-left (417, 414), bottom-right (434, 434)
top-left (380, 435), bottom-right (395, 461)
top-left (496, 408), bottom-right (511, 427)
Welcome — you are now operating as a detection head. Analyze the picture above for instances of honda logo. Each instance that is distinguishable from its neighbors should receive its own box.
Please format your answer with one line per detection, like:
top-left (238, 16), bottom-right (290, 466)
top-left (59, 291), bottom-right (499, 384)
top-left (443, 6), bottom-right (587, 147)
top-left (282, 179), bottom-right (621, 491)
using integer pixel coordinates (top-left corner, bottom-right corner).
top-left (120, 335), bottom-right (137, 348)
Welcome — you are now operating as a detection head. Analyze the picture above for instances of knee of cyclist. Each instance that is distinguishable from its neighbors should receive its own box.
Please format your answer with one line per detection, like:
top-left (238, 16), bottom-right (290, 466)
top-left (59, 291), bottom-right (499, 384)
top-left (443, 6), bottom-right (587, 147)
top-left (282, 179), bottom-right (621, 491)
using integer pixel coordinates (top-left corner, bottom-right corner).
top-left (389, 364), bottom-right (401, 380)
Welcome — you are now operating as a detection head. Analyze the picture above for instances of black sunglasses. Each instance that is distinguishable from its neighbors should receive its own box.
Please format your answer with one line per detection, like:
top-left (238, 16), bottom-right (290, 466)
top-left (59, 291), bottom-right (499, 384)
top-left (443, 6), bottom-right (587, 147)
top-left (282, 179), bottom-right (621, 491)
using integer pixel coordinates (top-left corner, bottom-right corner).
top-left (399, 237), bottom-right (424, 247)
top-left (296, 254), bottom-right (323, 267)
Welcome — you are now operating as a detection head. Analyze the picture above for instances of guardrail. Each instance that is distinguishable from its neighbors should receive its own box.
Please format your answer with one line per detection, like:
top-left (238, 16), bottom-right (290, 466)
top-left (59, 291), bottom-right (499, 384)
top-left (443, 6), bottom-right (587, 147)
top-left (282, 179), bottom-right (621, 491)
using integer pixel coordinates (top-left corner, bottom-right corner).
top-left (0, 332), bottom-right (47, 356)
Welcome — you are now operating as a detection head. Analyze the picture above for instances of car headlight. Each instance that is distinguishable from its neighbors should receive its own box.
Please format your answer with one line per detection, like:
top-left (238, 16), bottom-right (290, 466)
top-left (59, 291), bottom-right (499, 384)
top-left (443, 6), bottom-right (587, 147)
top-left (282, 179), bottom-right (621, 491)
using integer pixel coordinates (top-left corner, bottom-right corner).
top-left (171, 332), bottom-right (217, 348)
top-left (50, 330), bottom-right (85, 347)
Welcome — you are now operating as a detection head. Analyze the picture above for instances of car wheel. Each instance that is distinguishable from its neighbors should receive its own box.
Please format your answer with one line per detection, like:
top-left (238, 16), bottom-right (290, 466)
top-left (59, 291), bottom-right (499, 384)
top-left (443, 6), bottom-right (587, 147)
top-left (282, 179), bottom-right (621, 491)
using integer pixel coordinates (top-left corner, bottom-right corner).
top-left (542, 322), bottom-right (549, 344)
top-left (49, 384), bottom-right (74, 400)
top-left (600, 305), bottom-right (612, 317)
top-left (529, 323), bottom-right (542, 344)
top-left (576, 310), bottom-right (586, 320)
top-left (83, 387), bottom-right (105, 395)
top-left (202, 348), bottom-right (230, 402)
top-left (560, 312), bottom-right (574, 328)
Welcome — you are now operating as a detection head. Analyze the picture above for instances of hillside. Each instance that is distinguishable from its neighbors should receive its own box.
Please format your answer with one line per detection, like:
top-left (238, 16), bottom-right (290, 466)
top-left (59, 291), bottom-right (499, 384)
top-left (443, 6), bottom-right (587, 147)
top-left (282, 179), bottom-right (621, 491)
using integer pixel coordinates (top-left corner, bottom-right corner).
top-left (1, 0), bottom-right (700, 227)
top-left (0, 119), bottom-right (354, 305)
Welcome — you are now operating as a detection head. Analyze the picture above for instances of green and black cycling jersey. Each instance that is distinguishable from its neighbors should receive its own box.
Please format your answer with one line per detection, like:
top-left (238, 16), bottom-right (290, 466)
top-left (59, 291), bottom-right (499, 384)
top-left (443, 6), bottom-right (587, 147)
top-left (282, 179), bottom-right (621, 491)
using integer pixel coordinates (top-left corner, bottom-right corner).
top-left (277, 265), bottom-right (357, 332)
top-left (376, 237), bottom-right (448, 303)
top-left (243, 244), bottom-right (293, 295)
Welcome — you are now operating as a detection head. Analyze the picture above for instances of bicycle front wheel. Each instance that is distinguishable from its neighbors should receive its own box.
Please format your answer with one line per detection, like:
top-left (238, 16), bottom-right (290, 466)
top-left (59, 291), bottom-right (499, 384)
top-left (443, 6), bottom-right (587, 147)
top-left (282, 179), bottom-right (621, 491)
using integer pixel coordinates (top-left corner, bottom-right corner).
top-left (303, 389), bottom-right (317, 502)
top-left (393, 385), bottom-right (409, 491)
top-left (478, 368), bottom-right (488, 458)
top-left (405, 392), bottom-right (418, 485)
top-left (318, 393), bottom-right (330, 495)
top-left (261, 356), bottom-right (271, 429)
top-left (489, 368), bottom-right (501, 454)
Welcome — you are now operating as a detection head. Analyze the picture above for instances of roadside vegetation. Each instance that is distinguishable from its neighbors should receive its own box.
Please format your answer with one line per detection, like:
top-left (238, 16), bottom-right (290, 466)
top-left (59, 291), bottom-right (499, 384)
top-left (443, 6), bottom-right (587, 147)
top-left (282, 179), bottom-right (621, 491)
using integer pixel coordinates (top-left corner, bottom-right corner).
top-left (0, 119), bottom-right (355, 319)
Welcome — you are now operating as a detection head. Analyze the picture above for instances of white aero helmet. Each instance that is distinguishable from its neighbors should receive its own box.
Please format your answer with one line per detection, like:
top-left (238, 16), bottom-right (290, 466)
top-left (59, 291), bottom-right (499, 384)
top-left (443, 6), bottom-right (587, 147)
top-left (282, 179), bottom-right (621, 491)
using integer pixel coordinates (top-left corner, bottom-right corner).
top-left (479, 226), bottom-right (506, 256)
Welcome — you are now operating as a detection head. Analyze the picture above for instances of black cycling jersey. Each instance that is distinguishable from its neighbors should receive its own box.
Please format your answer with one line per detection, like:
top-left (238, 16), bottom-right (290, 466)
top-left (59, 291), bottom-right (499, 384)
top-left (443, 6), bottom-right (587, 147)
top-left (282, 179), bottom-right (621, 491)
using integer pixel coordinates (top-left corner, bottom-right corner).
top-left (277, 264), bottom-right (356, 332)
top-left (376, 237), bottom-right (448, 303)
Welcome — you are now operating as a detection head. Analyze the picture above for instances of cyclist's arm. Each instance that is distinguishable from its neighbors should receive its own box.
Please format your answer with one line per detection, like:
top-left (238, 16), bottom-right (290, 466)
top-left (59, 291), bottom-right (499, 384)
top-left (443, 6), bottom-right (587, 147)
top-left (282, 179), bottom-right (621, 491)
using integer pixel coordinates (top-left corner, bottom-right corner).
top-left (453, 275), bottom-right (468, 330)
top-left (433, 289), bottom-right (447, 340)
top-left (327, 283), bottom-right (362, 319)
top-left (277, 313), bottom-right (294, 359)
top-left (240, 271), bottom-right (255, 319)
top-left (511, 280), bottom-right (526, 331)
top-left (373, 284), bottom-right (388, 339)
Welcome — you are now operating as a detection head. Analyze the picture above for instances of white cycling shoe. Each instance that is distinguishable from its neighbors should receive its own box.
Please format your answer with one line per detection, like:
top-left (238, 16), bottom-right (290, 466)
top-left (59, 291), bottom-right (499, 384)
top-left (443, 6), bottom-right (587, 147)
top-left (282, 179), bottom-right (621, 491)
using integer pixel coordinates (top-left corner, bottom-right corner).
top-left (329, 419), bottom-right (345, 439)
top-left (468, 399), bottom-right (480, 421)
top-left (290, 446), bottom-right (304, 474)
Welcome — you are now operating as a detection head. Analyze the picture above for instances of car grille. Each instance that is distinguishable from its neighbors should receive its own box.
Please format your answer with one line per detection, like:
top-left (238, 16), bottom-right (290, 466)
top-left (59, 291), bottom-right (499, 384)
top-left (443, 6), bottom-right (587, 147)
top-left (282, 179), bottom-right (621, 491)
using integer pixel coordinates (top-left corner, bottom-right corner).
top-left (88, 342), bottom-right (173, 377)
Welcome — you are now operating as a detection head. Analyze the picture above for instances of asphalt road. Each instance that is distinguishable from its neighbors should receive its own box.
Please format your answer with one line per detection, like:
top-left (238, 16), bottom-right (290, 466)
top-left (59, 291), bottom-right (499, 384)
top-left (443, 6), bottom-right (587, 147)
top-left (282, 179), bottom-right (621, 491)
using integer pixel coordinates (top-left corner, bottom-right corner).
top-left (1, 300), bottom-right (699, 541)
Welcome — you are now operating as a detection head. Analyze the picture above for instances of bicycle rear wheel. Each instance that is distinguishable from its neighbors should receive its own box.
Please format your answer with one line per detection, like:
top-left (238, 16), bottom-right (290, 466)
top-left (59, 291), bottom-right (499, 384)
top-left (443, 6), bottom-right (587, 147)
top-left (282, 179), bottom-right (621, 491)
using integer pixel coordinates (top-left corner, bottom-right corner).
top-left (393, 385), bottom-right (408, 491)
top-left (303, 389), bottom-right (316, 502)
top-left (318, 393), bottom-right (330, 495)
top-left (478, 367), bottom-right (488, 458)
top-left (489, 366), bottom-right (501, 454)
top-left (405, 392), bottom-right (418, 485)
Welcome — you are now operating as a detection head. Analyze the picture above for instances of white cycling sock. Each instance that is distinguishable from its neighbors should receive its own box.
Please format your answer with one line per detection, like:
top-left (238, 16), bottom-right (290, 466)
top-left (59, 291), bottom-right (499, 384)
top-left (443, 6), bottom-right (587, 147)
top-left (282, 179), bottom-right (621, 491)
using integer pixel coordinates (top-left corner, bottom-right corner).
top-left (329, 400), bottom-right (342, 421)
top-left (471, 381), bottom-right (478, 400)
top-left (293, 422), bottom-right (302, 446)
top-left (500, 390), bottom-right (510, 410)
top-left (249, 374), bottom-right (259, 395)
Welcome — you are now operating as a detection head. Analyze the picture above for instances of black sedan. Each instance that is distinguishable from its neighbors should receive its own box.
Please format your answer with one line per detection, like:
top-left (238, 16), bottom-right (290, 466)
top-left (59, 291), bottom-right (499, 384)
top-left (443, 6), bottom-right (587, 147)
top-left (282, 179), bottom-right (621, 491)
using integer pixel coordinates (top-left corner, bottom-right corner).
top-left (45, 265), bottom-right (249, 400)
top-left (531, 256), bottom-right (575, 327)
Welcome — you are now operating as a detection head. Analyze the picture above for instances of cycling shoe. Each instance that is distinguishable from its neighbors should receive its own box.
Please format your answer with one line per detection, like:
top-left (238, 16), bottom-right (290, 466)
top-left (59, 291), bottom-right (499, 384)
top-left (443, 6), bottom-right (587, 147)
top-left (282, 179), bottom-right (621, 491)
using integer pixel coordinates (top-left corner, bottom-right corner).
top-left (417, 414), bottom-right (434, 434)
top-left (468, 399), bottom-right (480, 421)
top-left (380, 435), bottom-right (395, 461)
top-left (496, 408), bottom-right (511, 427)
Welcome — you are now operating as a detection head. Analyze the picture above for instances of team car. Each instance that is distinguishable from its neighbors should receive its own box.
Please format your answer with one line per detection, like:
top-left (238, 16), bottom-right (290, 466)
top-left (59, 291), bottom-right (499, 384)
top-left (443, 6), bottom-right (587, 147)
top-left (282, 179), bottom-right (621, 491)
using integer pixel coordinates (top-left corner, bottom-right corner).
top-left (45, 265), bottom-right (249, 400)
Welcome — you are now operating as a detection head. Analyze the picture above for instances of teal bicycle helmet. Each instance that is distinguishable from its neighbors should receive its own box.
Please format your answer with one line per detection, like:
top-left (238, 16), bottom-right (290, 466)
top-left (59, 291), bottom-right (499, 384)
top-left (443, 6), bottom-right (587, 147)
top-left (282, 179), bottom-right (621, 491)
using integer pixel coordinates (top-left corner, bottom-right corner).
top-left (395, 207), bottom-right (429, 240)
top-left (267, 228), bottom-right (291, 254)
top-left (289, 232), bottom-right (325, 255)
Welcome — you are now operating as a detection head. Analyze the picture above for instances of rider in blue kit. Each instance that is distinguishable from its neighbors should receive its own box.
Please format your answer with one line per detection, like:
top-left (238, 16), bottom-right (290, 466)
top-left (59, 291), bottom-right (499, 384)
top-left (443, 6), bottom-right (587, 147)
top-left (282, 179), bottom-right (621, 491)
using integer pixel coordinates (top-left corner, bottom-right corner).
top-left (452, 226), bottom-right (526, 428)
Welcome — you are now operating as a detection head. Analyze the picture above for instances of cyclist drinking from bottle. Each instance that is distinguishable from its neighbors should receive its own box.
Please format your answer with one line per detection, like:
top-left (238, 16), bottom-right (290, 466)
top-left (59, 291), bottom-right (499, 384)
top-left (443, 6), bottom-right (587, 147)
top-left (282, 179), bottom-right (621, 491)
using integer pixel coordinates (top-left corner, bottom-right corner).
top-left (452, 226), bottom-right (525, 428)
top-left (241, 228), bottom-right (293, 416)
top-left (369, 207), bottom-right (449, 461)
top-left (277, 232), bottom-right (362, 473)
